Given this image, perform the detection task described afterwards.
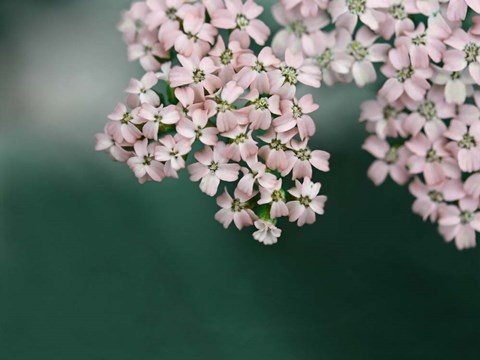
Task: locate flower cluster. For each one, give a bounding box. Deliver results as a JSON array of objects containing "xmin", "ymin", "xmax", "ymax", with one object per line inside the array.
[
  {"xmin": 274, "ymin": 0, "xmax": 480, "ymax": 250},
  {"xmin": 96, "ymin": 0, "xmax": 330, "ymax": 245}
]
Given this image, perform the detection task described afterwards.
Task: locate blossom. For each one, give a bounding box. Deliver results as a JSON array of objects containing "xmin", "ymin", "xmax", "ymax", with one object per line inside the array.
[
  {"xmin": 287, "ymin": 178, "xmax": 327, "ymax": 226},
  {"xmin": 126, "ymin": 72, "xmax": 160, "ymax": 107},
  {"xmin": 444, "ymin": 120, "xmax": 480, "ymax": 172},
  {"xmin": 138, "ymin": 103, "xmax": 179, "ymax": 140},
  {"xmin": 128, "ymin": 30, "xmax": 168, "ymax": 71},
  {"xmin": 154, "ymin": 135, "xmax": 191, "ymax": 177},
  {"xmin": 176, "ymin": 109, "xmax": 218, "ymax": 145},
  {"xmin": 258, "ymin": 129, "xmax": 296, "ymax": 172},
  {"xmin": 328, "ymin": 0, "xmax": 386, "ymax": 33},
  {"xmin": 253, "ymin": 220, "xmax": 282, "ymax": 245},
  {"xmin": 237, "ymin": 159, "xmax": 278, "ymax": 196},
  {"xmin": 169, "ymin": 54, "xmax": 220, "ymax": 94},
  {"xmin": 443, "ymin": 28, "xmax": 480, "ymax": 84},
  {"xmin": 211, "ymin": 0, "xmax": 270, "ymax": 45},
  {"xmin": 363, "ymin": 135, "xmax": 410, "ymax": 186},
  {"xmin": 127, "ymin": 139, "xmax": 165, "ymax": 183},
  {"xmin": 95, "ymin": 125, "xmax": 132, "ymax": 162},
  {"xmin": 107, "ymin": 103, "xmax": 142, "ymax": 144},
  {"xmin": 258, "ymin": 180, "xmax": 289, "ymax": 219},
  {"xmin": 188, "ymin": 143, "xmax": 241, "ymax": 196},
  {"xmin": 438, "ymin": 198, "xmax": 480, "ymax": 250},
  {"xmin": 284, "ymin": 139, "xmax": 330, "ymax": 179},
  {"xmin": 214, "ymin": 187, "xmax": 257, "ymax": 229},
  {"xmin": 173, "ymin": 13, "xmax": 217, "ymax": 57},
  {"xmin": 243, "ymin": 89, "xmax": 281, "ymax": 130},
  {"xmin": 274, "ymin": 94, "xmax": 319, "ymax": 140}
]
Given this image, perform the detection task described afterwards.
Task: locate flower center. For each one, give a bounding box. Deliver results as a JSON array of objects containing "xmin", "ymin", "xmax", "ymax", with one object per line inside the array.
[
  {"xmin": 154, "ymin": 114, "xmax": 163, "ymax": 123},
  {"xmin": 143, "ymin": 45, "xmax": 152, "ymax": 54},
  {"xmin": 208, "ymin": 161, "xmax": 219, "ymax": 172},
  {"xmin": 316, "ymin": 49, "xmax": 333, "ymax": 69},
  {"xmin": 288, "ymin": 21, "xmax": 307, "ymax": 37},
  {"xmin": 464, "ymin": 42, "xmax": 479, "ymax": 63},
  {"xmin": 460, "ymin": 211, "xmax": 473, "ymax": 224},
  {"xmin": 231, "ymin": 198, "xmax": 244, "ymax": 212},
  {"xmin": 272, "ymin": 189, "xmax": 285, "ymax": 202},
  {"xmin": 389, "ymin": 4, "xmax": 407, "ymax": 20},
  {"xmin": 418, "ymin": 100, "xmax": 437, "ymax": 121},
  {"xmin": 255, "ymin": 97, "xmax": 269, "ymax": 110},
  {"xmin": 296, "ymin": 148, "xmax": 311, "ymax": 161},
  {"xmin": 292, "ymin": 104, "xmax": 303, "ymax": 119},
  {"xmin": 383, "ymin": 105, "xmax": 397, "ymax": 120},
  {"xmin": 458, "ymin": 133, "xmax": 477, "ymax": 149},
  {"xmin": 299, "ymin": 196, "xmax": 312, "ymax": 207},
  {"xmin": 169, "ymin": 150, "xmax": 179, "ymax": 158},
  {"xmin": 348, "ymin": 41, "xmax": 369, "ymax": 61},
  {"xmin": 426, "ymin": 149, "xmax": 441, "ymax": 163},
  {"xmin": 347, "ymin": 0, "xmax": 366, "ymax": 15},
  {"xmin": 186, "ymin": 32, "xmax": 198, "ymax": 41},
  {"xmin": 121, "ymin": 112, "xmax": 133, "ymax": 124},
  {"xmin": 252, "ymin": 60, "xmax": 266, "ymax": 73},
  {"xmin": 281, "ymin": 65, "xmax": 298, "ymax": 85},
  {"xmin": 270, "ymin": 139, "xmax": 286, "ymax": 151},
  {"xmin": 236, "ymin": 14, "xmax": 249, "ymax": 29},
  {"xmin": 143, "ymin": 155, "xmax": 154, "ymax": 165},
  {"xmin": 233, "ymin": 133, "xmax": 247, "ymax": 144},
  {"xmin": 216, "ymin": 97, "xmax": 233, "ymax": 113},
  {"xmin": 220, "ymin": 48, "xmax": 234, "ymax": 65},
  {"xmin": 385, "ymin": 147, "xmax": 399, "ymax": 164},
  {"xmin": 166, "ymin": 7, "xmax": 177, "ymax": 20},
  {"xmin": 428, "ymin": 190, "xmax": 444, "ymax": 203},
  {"xmin": 194, "ymin": 126, "xmax": 203, "ymax": 138},
  {"xmin": 192, "ymin": 68, "xmax": 206, "ymax": 83},
  {"xmin": 396, "ymin": 66, "xmax": 414, "ymax": 82},
  {"xmin": 450, "ymin": 71, "xmax": 460, "ymax": 80},
  {"xmin": 412, "ymin": 33, "xmax": 427, "ymax": 46}
]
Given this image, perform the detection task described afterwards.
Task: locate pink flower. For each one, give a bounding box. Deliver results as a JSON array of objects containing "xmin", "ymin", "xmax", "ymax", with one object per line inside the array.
[
  {"xmin": 443, "ymin": 28, "xmax": 480, "ymax": 84},
  {"xmin": 154, "ymin": 135, "xmax": 191, "ymax": 177},
  {"xmin": 211, "ymin": 0, "xmax": 271, "ymax": 45},
  {"xmin": 205, "ymin": 81, "xmax": 247, "ymax": 132},
  {"xmin": 444, "ymin": 120, "xmax": 480, "ymax": 172},
  {"xmin": 214, "ymin": 187, "xmax": 257, "ymax": 229},
  {"xmin": 409, "ymin": 177, "xmax": 465, "ymax": 221},
  {"xmin": 360, "ymin": 98, "xmax": 405, "ymax": 139},
  {"xmin": 145, "ymin": 0, "xmax": 185, "ymax": 30},
  {"xmin": 258, "ymin": 180, "xmax": 289, "ymax": 219},
  {"xmin": 128, "ymin": 30, "xmax": 168, "ymax": 71},
  {"xmin": 107, "ymin": 103, "xmax": 142, "ymax": 144},
  {"xmin": 222, "ymin": 126, "xmax": 258, "ymax": 162},
  {"xmin": 347, "ymin": 26, "xmax": 390, "ymax": 87},
  {"xmin": 328, "ymin": 0, "xmax": 386, "ymax": 33},
  {"xmin": 363, "ymin": 135, "xmax": 410, "ymax": 186},
  {"xmin": 126, "ymin": 72, "xmax": 160, "ymax": 108},
  {"xmin": 243, "ymin": 89, "xmax": 281, "ymax": 130},
  {"xmin": 287, "ymin": 178, "xmax": 327, "ymax": 226},
  {"xmin": 127, "ymin": 139, "xmax": 165, "ymax": 183},
  {"xmin": 275, "ymin": 49, "xmax": 321, "ymax": 88},
  {"xmin": 139, "ymin": 103, "xmax": 180, "ymax": 140},
  {"xmin": 401, "ymin": 86, "xmax": 454, "ymax": 138},
  {"xmin": 281, "ymin": 0, "xmax": 327, "ymax": 17},
  {"xmin": 274, "ymin": 94, "xmax": 319, "ymax": 140},
  {"xmin": 169, "ymin": 55, "xmax": 220, "ymax": 94},
  {"xmin": 465, "ymin": 173, "xmax": 480, "ymax": 199},
  {"xmin": 118, "ymin": 2, "xmax": 149, "ymax": 44},
  {"xmin": 379, "ymin": 45, "xmax": 432, "ymax": 102},
  {"xmin": 258, "ymin": 129, "xmax": 296, "ymax": 172},
  {"xmin": 431, "ymin": 65, "xmax": 475, "ymax": 105},
  {"xmin": 95, "ymin": 125, "xmax": 132, "ymax": 162},
  {"xmin": 438, "ymin": 198, "xmax": 480, "ymax": 250},
  {"xmin": 234, "ymin": 47, "xmax": 281, "ymax": 89},
  {"xmin": 284, "ymin": 139, "xmax": 331, "ymax": 179},
  {"xmin": 173, "ymin": 13, "xmax": 217, "ymax": 57},
  {"xmin": 237, "ymin": 159, "xmax": 278, "ymax": 196},
  {"xmin": 188, "ymin": 143, "xmax": 241, "ymax": 196},
  {"xmin": 253, "ymin": 220, "xmax": 282, "ymax": 245},
  {"xmin": 406, "ymin": 133, "xmax": 461, "ymax": 186},
  {"xmin": 176, "ymin": 109, "xmax": 218, "ymax": 145},
  {"xmin": 209, "ymin": 34, "xmax": 251, "ymax": 83}
]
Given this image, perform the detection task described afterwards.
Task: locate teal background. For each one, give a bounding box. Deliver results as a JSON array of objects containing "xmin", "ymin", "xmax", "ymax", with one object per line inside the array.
[{"xmin": 1, "ymin": 1, "xmax": 480, "ymax": 359}]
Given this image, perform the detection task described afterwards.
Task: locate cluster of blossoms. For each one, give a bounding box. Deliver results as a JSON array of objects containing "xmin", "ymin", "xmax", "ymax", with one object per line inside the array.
[
  {"xmin": 273, "ymin": 0, "xmax": 480, "ymax": 250},
  {"xmin": 96, "ymin": 0, "xmax": 331, "ymax": 245}
]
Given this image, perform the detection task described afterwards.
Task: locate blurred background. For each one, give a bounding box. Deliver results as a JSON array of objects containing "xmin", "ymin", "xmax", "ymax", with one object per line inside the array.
[{"xmin": 1, "ymin": 1, "xmax": 479, "ymax": 359}]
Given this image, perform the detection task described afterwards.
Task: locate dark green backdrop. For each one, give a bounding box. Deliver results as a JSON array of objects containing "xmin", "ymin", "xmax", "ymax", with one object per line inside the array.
[{"xmin": 1, "ymin": 1, "xmax": 479, "ymax": 359}]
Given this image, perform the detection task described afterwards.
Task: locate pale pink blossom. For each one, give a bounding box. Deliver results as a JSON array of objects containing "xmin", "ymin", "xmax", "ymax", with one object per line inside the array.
[
  {"xmin": 242, "ymin": 89, "xmax": 281, "ymax": 130},
  {"xmin": 155, "ymin": 135, "xmax": 191, "ymax": 177},
  {"xmin": 214, "ymin": 187, "xmax": 257, "ymax": 229},
  {"xmin": 360, "ymin": 98, "xmax": 405, "ymax": 139},
  {"xmin": 128, "ymin": 30, "xmax": 168, "ymax": 71},
  {"xmin": 237, "ymin": 159, "xmax": 278, "ymax": 196},
  {"xmin": 438, "ymin": 197, "xmax": 480, "ymax": 250},
  {"xmin": 444, "ymin": 120, "xmax": 480, "ymax": 172},
  {"xmin": 222, "ymin": 126, "xmax": 258, "ymax": 162},
  {"xmin": 363, "ymin": 136, "xmax": 410, "ymax": 185},
  {"xmin": 258, "ymin": 180, "xmax": 289, "ymax": 219},
  {"xmin": 139, "ymin": 103, "xmax": 180, "ymax": 140},
  {"xmin": 274, "ymin": 94, "xmax": 319, "ymax": 140},
  {"xmin": 234, "ymin": 47, "xmax": 281, "ymax": 89},
  {"xmin": 284, "ymin": 140, "xmax": 330, "ymax": 179},
  {"xmin": 287, "ymin": 178, "xmax": 327, "ymax": 226},
  {"xmin": 253, "ymin": 220, "xmax": 282, "ymax": 245},
  {"xmin": 118, "ymin": 2, "xmax": 149, "ymax": 44},
  {"xmin": 169, "ymin": 55, "xmax": 220, "ymax": 94},
  {"xmin": 211, "ymin": 0, "xmax": 271, "ymax": 45},
  {"xmin": 431, "ymin": 65, "xmax": 475, "ymax": 104},
  {"xmin": 107, "ymin": 103, "xmax": 142, "ymax": 144},
  {"xmin": 328, "ymin": 0, "xmax": 386, "ymax": 33},
  {"xmin": 126, "ymin": 72, "xmax": 159, "ymax": 108},
  {"xmin": 443, "ymin": 28, "xmax": 480, "ymax": 84},
  {"xmin": 447, "ymin": 0, "xmax": 480, "ymax": 21},
  {"xmin": 173, "ymin": 13, "xmax": 217, "ymax": 57},
  {"xmin": 258, "ymin": 129, "xmax": 296, "ymax": 172},
  {"xmin": 209, "ymin": 34, "xmax": 251, "ymax": 83},
  {"xmin": 95, "ymin": 125, "xmax": 132, "ymax": 162},
  {"xmin": 127, "ymin": 139, "xmax": 165, "ymax": 183},
  {"xmin": 188, "ymin": 143, "xmax": 241, "ymax": 196},
  {"xmin": 176, "ymin": 109, "xmax": 218, "ymax": 145}
]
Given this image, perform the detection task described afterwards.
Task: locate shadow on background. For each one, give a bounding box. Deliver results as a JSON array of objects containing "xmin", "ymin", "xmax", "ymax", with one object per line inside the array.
[{"xmin": 1, "ymin": 1, "xmax": 479, "ymax": 359}]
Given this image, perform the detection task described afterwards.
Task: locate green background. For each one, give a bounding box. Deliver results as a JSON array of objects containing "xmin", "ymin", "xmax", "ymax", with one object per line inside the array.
[{"xmin": 1, "ymin": 1, "xmax": 479, "ymax": 359}]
